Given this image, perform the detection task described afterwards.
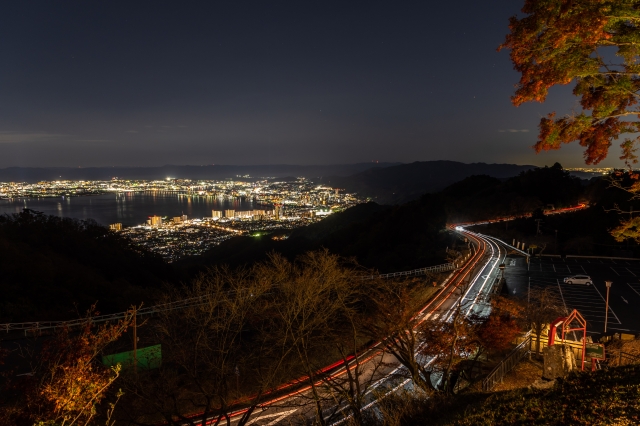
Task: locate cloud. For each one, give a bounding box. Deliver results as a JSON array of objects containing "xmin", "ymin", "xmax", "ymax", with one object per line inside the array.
[
  {"xmin": 0, "ymin": 131, "xmax": 67, "ymax": 144},
  {"xmin": 498, "ymin": 129, "xmax": 530, "ymax": 133},
  {"xmin": 126, "ymin": 130, "xmax": 139, "ymax": 133},
  {"xmin": 74, "ymin": 139, "xmax": 112, "ymax": 142}
]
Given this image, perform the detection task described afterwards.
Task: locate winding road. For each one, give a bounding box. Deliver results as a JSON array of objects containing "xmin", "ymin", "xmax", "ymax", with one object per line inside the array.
[{"xmin": 202, "ymin": 227, "xmax": 512, "ymax": 426}]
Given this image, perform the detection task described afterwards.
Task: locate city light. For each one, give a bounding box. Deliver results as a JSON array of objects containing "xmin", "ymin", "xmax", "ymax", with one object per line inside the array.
[{"xmin": 0, "ymin": 177, "xmax": 365, "ymax": 262}]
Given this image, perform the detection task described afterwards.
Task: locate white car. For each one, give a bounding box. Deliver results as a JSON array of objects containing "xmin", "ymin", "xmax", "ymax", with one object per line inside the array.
[{"xmin": 563, "ymin": 275, "xmax": 592, "ymax": 285}]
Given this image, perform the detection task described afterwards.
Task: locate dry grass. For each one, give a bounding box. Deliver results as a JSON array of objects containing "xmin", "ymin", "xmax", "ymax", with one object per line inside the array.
[{"xmin": 490, "ymin": 358, "xmax": 543, "ymax": 391}]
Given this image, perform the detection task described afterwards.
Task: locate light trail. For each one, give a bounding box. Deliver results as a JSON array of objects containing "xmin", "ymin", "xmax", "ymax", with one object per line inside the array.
[
  {"xmin": 198, "ymin": 229, "xmax": 492, "ymax": 426},
  {"xmin": 174, "ymin": 205, "xmax": 586, "ymax": 425}
]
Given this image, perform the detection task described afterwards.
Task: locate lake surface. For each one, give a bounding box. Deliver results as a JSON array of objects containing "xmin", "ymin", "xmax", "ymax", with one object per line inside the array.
[{"xmin": 0, "ymin": 192, "xmax": 258, "ymax": 226}]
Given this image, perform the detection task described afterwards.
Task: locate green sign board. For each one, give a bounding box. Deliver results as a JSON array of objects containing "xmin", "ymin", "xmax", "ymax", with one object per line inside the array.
[
  {"xmin": 585, "ymin": 343, "xmax": 605, "ymax": 360},
  {"xmin": 102, "ymin": 344, "xmax": 162, "ymax": 370}
]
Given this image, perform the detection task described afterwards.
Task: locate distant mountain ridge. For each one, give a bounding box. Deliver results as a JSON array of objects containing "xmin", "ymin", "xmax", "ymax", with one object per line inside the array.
[
  {"xmin": 0, "ymin": 163, "xmax": 401, "ymax": 183},
  {"xmin": 319, "ymin": 160, "xmax": 537, "ymax": 204}
]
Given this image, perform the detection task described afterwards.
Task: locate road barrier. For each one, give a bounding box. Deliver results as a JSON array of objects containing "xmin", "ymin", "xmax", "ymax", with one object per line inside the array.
[
  {"xmin": 363, "ymin": 262, "xmax": 456, "ymax": 280},
  {"xmin": 0, "ymin": 294, "xmax": 215, "ymax": 334},
  {"xmin": 3, "ymin": 262, "xmax": 458, "ymax": 334}
]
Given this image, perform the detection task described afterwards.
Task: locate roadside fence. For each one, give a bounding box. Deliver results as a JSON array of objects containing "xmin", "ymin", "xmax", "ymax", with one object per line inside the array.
[
  {"xmin": 4, "ymin": 262, "xmax": 459, "ymax": 334},
  {"xmin": 363, "ymin": 262, "xmax": 456, "ymax": 280}
]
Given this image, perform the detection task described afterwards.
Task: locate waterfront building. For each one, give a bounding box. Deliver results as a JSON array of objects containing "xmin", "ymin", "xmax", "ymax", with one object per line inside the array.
[
  {"xmin": 109, "ymin": 223, "xmax": 122, "ymax": 231},
  {"xmin": 150, "ymin": 215, "xmax": 163, "ymax": 227}
]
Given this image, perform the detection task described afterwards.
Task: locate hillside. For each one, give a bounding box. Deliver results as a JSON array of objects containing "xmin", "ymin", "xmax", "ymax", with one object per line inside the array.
[
  {"xmin": 446, "ymin": 364, "xmax": 640, "ymax": 425},
  {"xmin": 0, "ymin": 210, "xmax": 173, "ymax": 322},
  {"xmin": 176, "ymin": 195, "xmax": 452, "ymax": 275},
  {"xmin": 373, "ymin": 364, "xmax": 640, "ymax": 425},
  {"xmin": 440, "ymin": 163, "xmax": 585, "ymax": 223},
  {"xmin": 0, "ymin": 163, "xmax": 612, "ymax": 321},
  {"xmin": 319, "ymin": 161, "xmax": 536, "ymax": 204},
  {"xmin": 178, "ymin": 163, "xmax": 591, "ymax": 275},
  {"xmin": 470, "ymin": 168, "xmax": 640, "ymax": 257}
]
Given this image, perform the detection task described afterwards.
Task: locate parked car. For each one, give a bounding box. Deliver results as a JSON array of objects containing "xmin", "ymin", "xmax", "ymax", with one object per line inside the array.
[{"xmin": 563, "ymin": 275, "xmax": 592, "ymax": 285}]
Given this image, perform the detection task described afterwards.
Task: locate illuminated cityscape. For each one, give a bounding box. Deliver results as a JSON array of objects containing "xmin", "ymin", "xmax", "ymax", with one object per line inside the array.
[
  {"xmin": 564, "ymin": 167, "xmax": 616, "ymax": 175},
  {"xmin": 0, "ymin": 177, "xmax": 365, "ymax": 261}
]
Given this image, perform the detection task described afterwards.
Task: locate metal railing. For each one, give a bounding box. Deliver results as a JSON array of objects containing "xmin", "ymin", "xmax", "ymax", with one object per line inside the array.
[
  {"xmin": 2, "ymin": 262, "xmax": 459, "ymax": 334},
  {"xmin": 0, "ymin": 294, "xmax": 215, "ymax": 334},
  {"xmin": 607, "ymin": 350, "xmax": 640, "ymax": 366},
  {"xmin": 363, "ymin": 262, "xmax": 456, "ymax": 280},
  {"xmin": 482, "ymin": 332, "xmax": 531, "ymax": 391}
]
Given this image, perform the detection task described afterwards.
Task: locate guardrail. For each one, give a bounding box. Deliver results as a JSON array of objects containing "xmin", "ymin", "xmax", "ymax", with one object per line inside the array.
[
  {"xmin": 0, "ymin": 294, "xmax": 215, "ymax": 334},
  {"xmin": 363, "ymin": 262, "xmax": 456, "ymax": 280},
  {"xmin": 482, "ymin": 332, "xmax": 531, "ymax": 391},
  {"xmin": 3, "ymin": 262, "xmax": 459, "ymax": 334}
]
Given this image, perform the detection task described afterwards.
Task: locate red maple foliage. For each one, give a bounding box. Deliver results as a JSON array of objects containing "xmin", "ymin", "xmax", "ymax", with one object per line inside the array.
[
  {"xmin": 1, "ymin": 308, "xmax": 131, "ymax": 426},
  {"xmin": 501, "ymin": 0, "xmax": 640, "ymax": 165}
]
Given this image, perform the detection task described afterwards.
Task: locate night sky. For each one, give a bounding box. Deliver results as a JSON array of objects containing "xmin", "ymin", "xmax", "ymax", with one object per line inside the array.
[{"xmin": 0, "ymin": 1, "xmax": 622, "ymax": 168}]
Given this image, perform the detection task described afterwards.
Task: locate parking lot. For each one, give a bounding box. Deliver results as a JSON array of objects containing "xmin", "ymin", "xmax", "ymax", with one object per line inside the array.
[{"xmin": 508, "ymin": 256, "xmax": 640, "ymax": 336}]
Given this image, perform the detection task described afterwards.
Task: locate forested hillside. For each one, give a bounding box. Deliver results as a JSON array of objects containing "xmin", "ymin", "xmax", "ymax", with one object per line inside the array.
[{"xmin": 0, "ymin": 210, "xmax": 172, "ymax": 322}]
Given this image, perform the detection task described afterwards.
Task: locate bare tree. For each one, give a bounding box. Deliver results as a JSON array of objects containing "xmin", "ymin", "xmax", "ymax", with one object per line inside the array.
[
  {"xmin": 267, "ymin": 250, "xmax": 368, "ymax": 426},
  {"xmin": 525, "ymin": 286, "xmax": 565, "ymax": 355},
  {"xmin": 367, "ymin": 279, "xmax": 494, "ymax": 395},
  {"xmin": 316, "ymin": 298, "xmax": 391, "ymax": 426},
  {"xmin": 415, "ymin": 289, "xmax": 480, "ymax": 394},
  {"xmin": 120, "ymin": 265, "xmax": 288, "ymax": 426},
  {"xmin": 364, "ymin": 280, "xmax": 437, "ymax": 395}
]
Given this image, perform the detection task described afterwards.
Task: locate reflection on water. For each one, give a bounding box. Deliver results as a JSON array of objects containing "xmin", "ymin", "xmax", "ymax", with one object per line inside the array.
[{"xmin": 0, "ymin": 191, "xmax": 258, "ymax": 226}]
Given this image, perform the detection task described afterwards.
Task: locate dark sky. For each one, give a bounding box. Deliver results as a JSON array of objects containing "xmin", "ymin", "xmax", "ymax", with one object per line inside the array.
[{"xmin": 0, "ymin": 1, "xmax": 622, "ymax": 168}]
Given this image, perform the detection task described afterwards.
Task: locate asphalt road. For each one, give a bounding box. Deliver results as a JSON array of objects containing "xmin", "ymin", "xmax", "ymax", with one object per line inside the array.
[{"xmin": 219, "ymin": 229, "xmax": 508, "ymax": 426}]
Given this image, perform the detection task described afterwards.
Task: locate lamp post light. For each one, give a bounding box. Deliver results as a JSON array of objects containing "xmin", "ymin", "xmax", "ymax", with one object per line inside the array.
[{"xmin": 604, "ymin": 281, "xmax": 613, "ymax": 334}]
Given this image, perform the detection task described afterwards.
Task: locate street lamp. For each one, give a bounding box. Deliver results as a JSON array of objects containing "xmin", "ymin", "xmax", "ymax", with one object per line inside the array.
[{"xmin": 604, "ymin": 281, "xmax": 613, "ymax": 333}]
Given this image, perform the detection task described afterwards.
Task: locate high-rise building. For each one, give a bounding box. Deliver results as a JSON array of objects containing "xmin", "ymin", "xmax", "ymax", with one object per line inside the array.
[
  {"xmin": 109, "ymin": 223, "xmax": 122, "ymax": 231},
  {"xmin": 181, "ymin": 214, "xmax": 188, "ymax": 222},
  {"xmin": 173, "ymin": 216, "xmax": 182, "ymax": 224},
  {"xmin": 212, "ymin": 210, "xmax": 223, "ymax": 219},
  {"xmin": 149, "ymin": 215, "xmax": 163, "ymax": 227},
  {"xmin": 224, "ymin": 209, "xmax": 236, "ymax": 218},
  {"xmin": 273, "ymin": 205, "xmax": 285, "ymax": 220}
]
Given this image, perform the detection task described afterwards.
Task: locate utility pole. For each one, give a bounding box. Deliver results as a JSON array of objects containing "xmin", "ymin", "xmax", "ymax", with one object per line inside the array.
[
  {"xmin": 133, "ymin": 305, "xmax": 138, "ymax": 373},
  {"xmin": 535, "ymin": 219, "xmax": 543, "ymax": 235},
  {"xmin": 604, "ymin": 281, "xmax": 613, "ymax": 334},
  {"xmin": 235, "ymin": 365, "xmax": 240, "ymax": 396}
]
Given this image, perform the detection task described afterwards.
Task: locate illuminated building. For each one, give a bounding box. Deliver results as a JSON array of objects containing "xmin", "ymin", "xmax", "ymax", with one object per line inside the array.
[
  {"xmin": 225, "ymin": 209, "xmax": 236, "ymax": 218},
  {"xmin": 212, "ymin": 210, "xmax": 223, "ymax": 219},
  {"xmin": 109, "ymin": 223, "xmax": 122, "ymax": 231},
  {"xmin": 173, "ymin": 217, "xmax": 182, "ymax": 224},
  {"xmin": 150, "ymin": 215, "xmax": 163, "ymax": 227}
]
